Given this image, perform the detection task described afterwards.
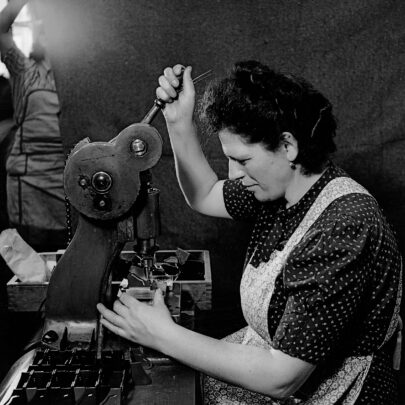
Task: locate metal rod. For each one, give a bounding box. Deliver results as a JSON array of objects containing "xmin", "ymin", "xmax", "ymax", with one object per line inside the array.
[
  {"xmin": 192, "ymin": 69, "xmax": 213, "ymax": 85},
  {"xmin": 141, "ymin": 69, "xmax": 213, "ymax": 124}
]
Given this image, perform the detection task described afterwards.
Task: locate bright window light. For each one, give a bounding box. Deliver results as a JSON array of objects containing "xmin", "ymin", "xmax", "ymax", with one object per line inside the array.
[{"xmin": 0, "ymin": 0, "xmax": 34, "ymax": 78}]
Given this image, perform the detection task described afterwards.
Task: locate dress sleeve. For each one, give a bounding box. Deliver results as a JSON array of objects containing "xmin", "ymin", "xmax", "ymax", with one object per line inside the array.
[
  {"xmin": 223, "ymin": 179, "xmax": 261, "ymax": 220},
  {"xmin": 2, "ymin": 44, "xmax": 33, "ymax": 76},
  {"xmin": 271, "ymin": 210, "xmax": 376, "ymax": 364}
]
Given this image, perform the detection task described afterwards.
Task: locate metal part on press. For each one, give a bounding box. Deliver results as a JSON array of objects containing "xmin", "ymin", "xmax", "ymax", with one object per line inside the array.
[
  {"xmin": 92, "ymin": 171, "xmax": 113, "ymax": 193},
  {"xmin": 131, "ymin": 139, "xmax": 147, "ymax": 156}
]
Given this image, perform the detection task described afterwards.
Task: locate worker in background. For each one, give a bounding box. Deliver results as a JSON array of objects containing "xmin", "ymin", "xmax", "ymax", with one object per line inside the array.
[{"xmin": 0, "ymin": 0, "xmax": 66, "ymax": 252}]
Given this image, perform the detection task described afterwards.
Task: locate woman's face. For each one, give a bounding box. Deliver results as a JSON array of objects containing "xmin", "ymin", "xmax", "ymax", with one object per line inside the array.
[{"xmin": 219, "ymin": 128, "xmax": 293, "ymax": 202}]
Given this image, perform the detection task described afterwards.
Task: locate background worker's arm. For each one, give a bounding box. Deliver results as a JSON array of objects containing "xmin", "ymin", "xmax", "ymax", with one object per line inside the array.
[
  {"xmin": 0, "ymin": 0, "xmax": 27, "ymax": 55},
  {"xmin": 156, "ymin": 65, "xmax": 231, "ymax": 219}
]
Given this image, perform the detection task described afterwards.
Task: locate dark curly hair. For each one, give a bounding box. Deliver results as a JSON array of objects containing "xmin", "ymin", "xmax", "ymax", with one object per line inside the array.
[{"xmin": 198, "ymin": 60, "xmax": 337, "ymax": 174}]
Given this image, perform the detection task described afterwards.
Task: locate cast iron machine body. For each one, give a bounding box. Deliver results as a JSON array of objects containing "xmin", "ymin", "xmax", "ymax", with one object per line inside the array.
[{"xmin": 44, "ymin": 121, "xmax": 163, "ymax": 348}]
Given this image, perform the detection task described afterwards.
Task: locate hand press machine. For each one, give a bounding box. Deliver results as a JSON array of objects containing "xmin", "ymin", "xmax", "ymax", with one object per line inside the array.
[{"xmin": 0, "ymin": 70, "xmax": 212, "ymax": 405}]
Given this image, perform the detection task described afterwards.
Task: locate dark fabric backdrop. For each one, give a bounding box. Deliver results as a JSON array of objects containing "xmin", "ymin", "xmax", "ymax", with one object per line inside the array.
[{"xmin": 34, "ymin": 0, "xmax": 405, "ymax": 332}]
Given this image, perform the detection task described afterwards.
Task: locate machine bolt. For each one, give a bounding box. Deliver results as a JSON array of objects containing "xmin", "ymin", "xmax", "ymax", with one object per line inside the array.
[
  {"xmin": 131, "ymin": 139, "xmax": 147, "ymax": 156},
  {"xmin": 98, "ymin": 200, "xmax": 106, "ymax": 208},
  {"xmin": 91, "ymin": 171, "xmax": 112, "ymax": 193}
]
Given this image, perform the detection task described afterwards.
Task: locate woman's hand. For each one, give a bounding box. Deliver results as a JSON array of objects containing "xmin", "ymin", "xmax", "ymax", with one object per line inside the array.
[
  {"xmin": 96, "ymin": 289, "xmax": 174, "ymax": 351},
  {"xmin": 156, "ymin": 64, "xmax": 195, "ymax": 127}
]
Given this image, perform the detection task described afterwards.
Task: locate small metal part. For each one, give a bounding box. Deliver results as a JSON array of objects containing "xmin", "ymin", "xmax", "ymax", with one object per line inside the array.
[
  {"xmin": 79, "ymin": 177, "xmax": 88, "ymax": 187},
  {"xmin": 42, "ymin": 330, "xmax": 59, "ymax": 344},
  {"xmin": 131, "ymin": 139, "xmax": 147, "ymax": 156},
  {"xmin": 91, "ymin": 171, "xmax": 112, "ymax": 193},
  {"xmin": 96, "ymin": 315, "xmax": 104, "ymax": 361},
  {"xmin": 93, "ymin": 194, "xmax": 112, "ymax": 211}
]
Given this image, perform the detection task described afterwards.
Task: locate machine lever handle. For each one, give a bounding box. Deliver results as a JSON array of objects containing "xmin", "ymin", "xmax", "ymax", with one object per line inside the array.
[{"xmin": 141, "ymin": 69, "xmax": 213, "ymax": 124}]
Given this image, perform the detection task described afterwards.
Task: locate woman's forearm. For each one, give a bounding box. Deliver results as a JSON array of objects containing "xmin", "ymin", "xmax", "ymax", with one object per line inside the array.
[
  {"xmin": 97, "ymin": 278, "xmax": 314, "ymax": 399},
  {"xmin": 0, "ymin": 0, "xmax": 27, "ymax": 33},
  {"xmin": 156, "ymin": 321, "xmax": 315, "ymax": 400},
  {"xmin": 167, "ymin": 121, "xmax": 219, "ymax": 212}
]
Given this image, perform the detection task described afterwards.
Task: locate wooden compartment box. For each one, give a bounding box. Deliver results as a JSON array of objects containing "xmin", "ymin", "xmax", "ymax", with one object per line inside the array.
[{"xmin": 7, "ymin": 250, "xmax": 211, "ymax": 312}]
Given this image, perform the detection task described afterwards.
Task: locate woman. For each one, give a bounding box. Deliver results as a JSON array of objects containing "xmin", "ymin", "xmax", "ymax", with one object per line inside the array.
[{"xmin": 97, "ymin": 61, "xmax": 402, "ymax": 404}]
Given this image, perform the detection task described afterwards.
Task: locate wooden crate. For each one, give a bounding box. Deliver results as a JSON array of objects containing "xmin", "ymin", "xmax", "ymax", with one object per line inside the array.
[
  {"xmin": 7, "ymin": 250, "xmax": 211, "ymax": 312},
  {"xmin": 6, "ymin": 251, "xmax": 62, "ymax": 312}
]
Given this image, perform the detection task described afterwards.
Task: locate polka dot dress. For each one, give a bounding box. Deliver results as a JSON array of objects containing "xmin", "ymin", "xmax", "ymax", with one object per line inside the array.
[{"xmin": 220, "ymin": 162, "xmax": 402, "ymax": 404}]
